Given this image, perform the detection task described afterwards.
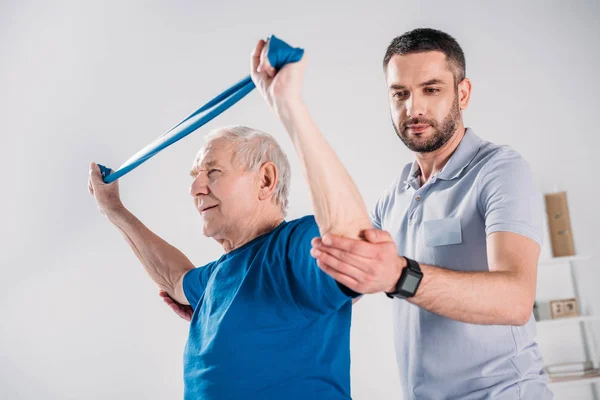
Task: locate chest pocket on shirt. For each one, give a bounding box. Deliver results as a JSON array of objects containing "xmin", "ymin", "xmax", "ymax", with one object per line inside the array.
[{"xmin": 423, "ymin": 217, "xmax": 462, "ymax": 247}]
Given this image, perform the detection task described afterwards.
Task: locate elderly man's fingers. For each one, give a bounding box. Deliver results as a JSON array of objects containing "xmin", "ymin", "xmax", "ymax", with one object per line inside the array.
[
  {"xmin": 251, "ymin": 39, "xmax": 266, "ymax": 74},
  {"xmin": 88, "ymin": 162, "xmax": 105, "ymax": 186},
  {"xmin": 258, "ymin": 39, "xmax": 276, "ymax": 78}
]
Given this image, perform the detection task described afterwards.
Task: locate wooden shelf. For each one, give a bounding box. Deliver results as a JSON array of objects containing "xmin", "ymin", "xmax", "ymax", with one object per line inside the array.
[
  {"xmin": 537, "ymin": 315, "xmax": 600, "ymax": 327},
  {"xmin": 548, "ymin": 373, "xmax": 600, "ymax": 388},
  {"xmin": 538, "ymin": 255, "xmax": 590, "ymax": 266}
]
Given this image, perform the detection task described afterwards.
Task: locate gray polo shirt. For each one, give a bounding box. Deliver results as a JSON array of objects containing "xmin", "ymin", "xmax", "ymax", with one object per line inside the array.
[{"xmin": 372, "ymin": 129, "xmax": 552, "ymax": 400}]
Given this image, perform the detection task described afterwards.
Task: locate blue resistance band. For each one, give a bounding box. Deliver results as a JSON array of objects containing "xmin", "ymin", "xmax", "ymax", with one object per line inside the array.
[{"xmin": 99, "ymin": 35, "xmax": 304, "ymax": 183}]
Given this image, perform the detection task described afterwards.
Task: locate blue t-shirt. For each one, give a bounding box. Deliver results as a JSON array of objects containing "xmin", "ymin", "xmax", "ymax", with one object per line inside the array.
[{"xmin": 182, "ymin": 215, "xmax": 356, "ymax": 400}]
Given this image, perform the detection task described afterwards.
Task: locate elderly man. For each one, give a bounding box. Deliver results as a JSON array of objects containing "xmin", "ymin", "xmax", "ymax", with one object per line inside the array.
[{"xmin": 89, "ymin": 109, "xmax": 370, "ymax": 400}]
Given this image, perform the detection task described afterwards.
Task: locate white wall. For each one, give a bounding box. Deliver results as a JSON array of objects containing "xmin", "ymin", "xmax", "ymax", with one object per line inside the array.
[{"xmin": 1, "ymin": 0, "xmax": 599, "ymax": 399}]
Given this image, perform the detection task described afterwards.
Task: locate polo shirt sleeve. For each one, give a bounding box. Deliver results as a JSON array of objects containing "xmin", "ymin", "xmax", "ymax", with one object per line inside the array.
[
  {"xmin": 371, "ymin": 199, "xmax": 383, "ymax": 230},
  {"xmin": 371, "ymin": 176, "xmax": 404, "ymax": 231},
  {"xmin": 182, "ymin": 261, "xmax": 217, "ymax": 310},
  {"xmin": 285, "ymin": 216, "xmax": 359, "ymax": 317},
  {"xmin": 478, "ymin": 148, "xmax": 544, "ymax": 246}
]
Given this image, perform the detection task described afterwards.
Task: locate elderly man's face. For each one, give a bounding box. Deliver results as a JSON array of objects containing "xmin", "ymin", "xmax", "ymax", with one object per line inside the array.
[{"xmin": 189, "ymin": 139, "xmax": 260, "ymax": 240}]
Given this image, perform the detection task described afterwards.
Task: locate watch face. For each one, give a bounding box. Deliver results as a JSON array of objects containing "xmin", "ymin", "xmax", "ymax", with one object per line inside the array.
[{"xmin": 401, "ymin": 272, "xmax": 420, "ymax": 293}]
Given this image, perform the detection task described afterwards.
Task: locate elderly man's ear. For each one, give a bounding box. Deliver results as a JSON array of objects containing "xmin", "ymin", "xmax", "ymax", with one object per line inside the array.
[{"xmin": 258, "ymin": 162, "xmax": 278, "ymax": 201}]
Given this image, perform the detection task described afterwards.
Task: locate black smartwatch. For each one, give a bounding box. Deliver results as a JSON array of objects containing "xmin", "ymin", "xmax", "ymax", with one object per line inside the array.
[{"xmin": 385, "ymin": 257, "xmax": 423, "ymax": 299}]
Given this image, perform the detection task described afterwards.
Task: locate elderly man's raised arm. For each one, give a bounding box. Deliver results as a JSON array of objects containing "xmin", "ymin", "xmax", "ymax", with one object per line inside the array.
[
  {"xmin": 250, "ymin": 40, "xmax": 371, "ymax": 240},
  {"xmin": 88, "ymin": 163, "xmax": 194, "ymax": 304}
]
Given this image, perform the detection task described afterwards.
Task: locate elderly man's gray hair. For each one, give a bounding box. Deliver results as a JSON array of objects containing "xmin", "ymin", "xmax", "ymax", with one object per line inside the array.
[{"xmin": 203, "ymin": 125, "xmax": 291, "ymax": 217}]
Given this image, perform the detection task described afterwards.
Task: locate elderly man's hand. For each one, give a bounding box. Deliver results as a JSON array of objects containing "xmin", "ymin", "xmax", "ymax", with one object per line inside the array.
[
  {"xmin": 159, "ymin": 290, "xmax": 193, "ymax": 322},
  {"xmin": 250, "ymin": 38, "xmax": 307, "ymax": 112},
  {"xmin": 310, "ymin": 229, "xmax": 406, "ymax": 294},
  {"xmin": 88, "ymin": 162, "xmax": 125, "ymax": 216}
]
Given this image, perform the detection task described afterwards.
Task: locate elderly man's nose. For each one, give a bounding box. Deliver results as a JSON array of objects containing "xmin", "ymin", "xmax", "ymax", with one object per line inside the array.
[{"xmin": 190, "ymin": 174, "xmax": 209, "ymax": 197}]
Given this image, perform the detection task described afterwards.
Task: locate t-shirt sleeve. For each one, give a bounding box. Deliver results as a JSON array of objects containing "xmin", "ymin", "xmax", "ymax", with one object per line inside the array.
[
  {"xmin": 478, "ymin": 148, "xmax": 544, "ymax": 246},
  {"xmin": 285, "ymin": 216, "xmax": 359, "ymax": 316},
  {"xmin": 182, "ymin": 262, "xmax": 216, "ymax": 310}
]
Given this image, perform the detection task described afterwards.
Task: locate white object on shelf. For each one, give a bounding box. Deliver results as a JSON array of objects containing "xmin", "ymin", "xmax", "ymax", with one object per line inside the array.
[
  {"xmin": 548, "ymin": 375, "xmax": 600, "ymax": 389},
  {"xmin": 547, "ymin": 361, "xmax": 595, "ymax": 374},
  {"xmin": 538, "ymin": 255, "xmax": 590, "ymax": 266},
  {"xmin": 537, "ymin": 315, "xmax": 600, "ymax": 327}
]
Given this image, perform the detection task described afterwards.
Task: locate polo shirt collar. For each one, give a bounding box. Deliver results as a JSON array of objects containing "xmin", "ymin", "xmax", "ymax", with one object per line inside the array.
[
  {"xmin": 403, "ymin": 128, "xmax": 482, "ymax": 189},
  {"xmin": 436, "ymin": 128, "xmax": 482, "ymax": 181}
]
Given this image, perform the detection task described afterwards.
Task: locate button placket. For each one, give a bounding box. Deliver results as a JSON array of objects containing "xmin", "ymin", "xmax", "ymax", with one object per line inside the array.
[{"xmin": 409, "ymin": 192, "xmax": 422, "ymax": 225}]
